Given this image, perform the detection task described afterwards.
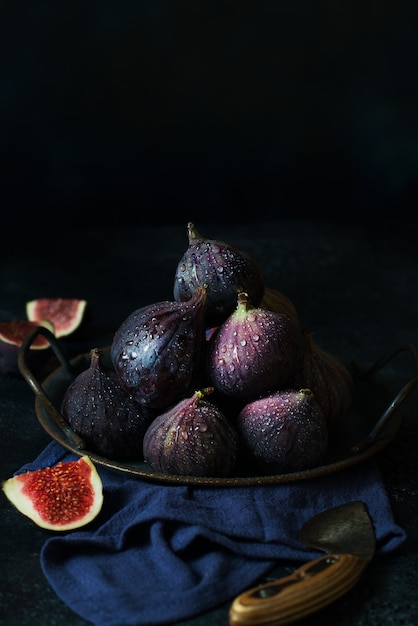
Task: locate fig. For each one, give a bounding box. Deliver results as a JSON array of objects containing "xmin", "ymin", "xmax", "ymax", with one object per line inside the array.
[
  {"xmin": 173, "ymin": 222, "xmax": 265, "ymax": 327},
  {"xmin": 143, "ymin": 387, "xmax": 239, "ymax": 477},
  {"xmin": 236, "ymin": 388, "xmax": 328, "ymax": 474},
  {"xmin": 0, "ymin": 319, "xmax": 54, "ymax": 375},
  {"xmin": 206, "ymin": 292, "xmax": 305, "ymax": 402},
  {"xmin": 61, "ymin": 348, "xmax": 154, "ymax": 460},
  {"xmin": 293, "ymin": 330, "xmax": 355, "ymax": 432},
  {"xmin": 26, "ymin": 297, "xmax": 88, "ymax": 338},
  {"xmin": 259, "ymin": 286, "xmax": 300, "ymax": 328},
  {"xmin": 111, "ymin": 286, "xmax": 207, "ymax": 410},
  {"xmin": 2, "ymin": 455, "xmax": 103, "ymax": 531}
]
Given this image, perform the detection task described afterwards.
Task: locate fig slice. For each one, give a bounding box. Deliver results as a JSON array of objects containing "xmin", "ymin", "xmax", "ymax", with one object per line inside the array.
[
  {"xmin": 2, "ymin": 455, "xmax": 103, "ymax": 531},
  {"xmin": 0, "ymin": 319, "xmax": 54, "ymax": 375},
  {"xmin": 26, "ymin": 297, "xmax": 87, "ymax": 338}
]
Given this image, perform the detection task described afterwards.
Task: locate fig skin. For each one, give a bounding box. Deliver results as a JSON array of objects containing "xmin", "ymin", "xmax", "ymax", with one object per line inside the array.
[
  {"xmin": 61, "ymin": 348, "xmax": 154, "ymax": 460},
  {"xmin": 236, "ymin": 388, "xmax": 328, "ymax": 474},
  {"xmin": 259, "ymin": 286, "xmax": 300, "ymax": 328},
  {"xmin": 173, "ymin": 222, "xmax": 265, "ymax": 327},
  {"xmin": 111, "ymin": 286, "xmax": 207, "ymax": 410},
  {"xmin": 0, "ymin": 319, "xmax": 54, "ymax": 376},
  {"xmin": 143, "ymin": 387, "xmax": 239, "ymax": 477},
  {"xmin": 294, "ymin": 330, "xmax": 355, "ymax": 432},
  {"xmin": 206, "ymin": 292, "xmax": 305, "ymax": 402}
]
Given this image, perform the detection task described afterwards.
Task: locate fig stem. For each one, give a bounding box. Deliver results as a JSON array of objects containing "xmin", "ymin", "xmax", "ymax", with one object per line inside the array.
[
  {"xmin": 187, "ymin": 222, "xmax": 202, "ymax": 243},
  {"xmin": 196, "ymin": 386, "xmax": 214, "ymax": 399}
]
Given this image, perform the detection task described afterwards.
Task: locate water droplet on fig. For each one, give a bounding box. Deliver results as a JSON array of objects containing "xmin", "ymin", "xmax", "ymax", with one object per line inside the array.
[
  {"xmin": 207, "ymin": 293, "xmax": 305, "ymax": 402},
  {"xmin": 173, "ymin": 223, "xmax": 265, "ymax": 327},
  {"xmin": 143, "ymin": 388, "xmax": 239, "ymax": 477},
  {"xmin": 61, "ymin": 348, "xmax": 154, "ymax": 460},
  {"xmin": 111, "ymin": 287, "xmax": 207, "ymax": 410},
  {"xmin": 236, "ymin": 388, "xmax": 328, "ymax": 474}
]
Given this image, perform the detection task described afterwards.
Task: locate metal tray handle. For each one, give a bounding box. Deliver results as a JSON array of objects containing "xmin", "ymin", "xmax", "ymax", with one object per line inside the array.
[
  {"xmin": 18, "ymin": 326, "xmax": 85, "ymax": 449},
  {"xmin": 351, "ymin": 342, "xmax": 418, "ymax": 452}
]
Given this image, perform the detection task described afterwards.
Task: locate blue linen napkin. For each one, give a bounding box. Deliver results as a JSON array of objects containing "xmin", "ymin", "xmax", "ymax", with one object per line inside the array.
[{"xmin": 17, "ymin": 441, "xmax": 406, "ymax": 626}]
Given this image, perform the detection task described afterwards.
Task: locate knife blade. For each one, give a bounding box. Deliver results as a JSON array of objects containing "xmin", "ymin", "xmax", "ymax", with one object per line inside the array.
[{"xmin": 229, "ymin": 500, "xmax": 375, "ymax": 626}]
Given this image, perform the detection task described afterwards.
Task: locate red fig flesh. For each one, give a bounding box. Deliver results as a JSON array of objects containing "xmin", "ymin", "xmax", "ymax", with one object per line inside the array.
[
  {"xmin": 2, "ymin": 455, "xmax": 103, "ymax": 531},
  {"xmin": 0, "ymin": 319, "xmax": 54, "ymax": 375},
  {"xmin": 26, "ymin": 297, "xmax": 87, "ymax": 338}
]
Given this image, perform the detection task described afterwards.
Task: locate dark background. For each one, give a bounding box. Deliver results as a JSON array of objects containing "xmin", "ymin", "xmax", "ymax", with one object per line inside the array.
[{"xmin": 3, "ymin": 0, "xmax": 418, "ymax": 229}]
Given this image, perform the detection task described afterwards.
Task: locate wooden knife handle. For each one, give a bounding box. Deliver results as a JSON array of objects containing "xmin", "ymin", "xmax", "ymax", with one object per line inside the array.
[{"xmin": 229, "ymin": 553, "xmax": 369, "ymax": 626}]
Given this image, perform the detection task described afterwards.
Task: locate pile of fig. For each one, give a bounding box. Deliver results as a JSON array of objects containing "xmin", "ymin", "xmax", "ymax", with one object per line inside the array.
[{"xmin": 60, "ymin": 222, "xmax": 355, "ymax": 478}]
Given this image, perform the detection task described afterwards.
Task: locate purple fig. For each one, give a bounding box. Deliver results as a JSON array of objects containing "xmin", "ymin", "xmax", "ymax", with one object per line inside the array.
[
  {"xmin": 143, "ymin": 387, "xmax": 239, "ymax": 477},
  {"xmin": 236, "ymin": 388, "xmax": 328, "ymax": 473},
  {"xmin": 259, "ymin": 286, "xmax": 300, "ymax": 328},
  {"xmin": 206, "ymin": 292, "xmax": 305, "ymax": 402},
  {"xmin": 111, "ymin": 286, "xmax": 207, "ymax": 410},
  {"xmin": 173, "ymin": 222, "xmax": 265, "ymax": 327},
  {"xmin": 0, "ymin": 319, "xmax": 54, "ymax": 376},
  {"xmin": 293, "ymin": 330, "xmax": 355, "ymax": 432},
  {"xmin": 61, "ymin": 348, "xmax": 154, "ymax": 460}
]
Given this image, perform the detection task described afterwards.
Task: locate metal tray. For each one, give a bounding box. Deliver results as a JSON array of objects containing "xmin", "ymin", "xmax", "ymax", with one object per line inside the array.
[{"xmin": 18, "ymin": 327, "xmax": 418, "ymax": 486}]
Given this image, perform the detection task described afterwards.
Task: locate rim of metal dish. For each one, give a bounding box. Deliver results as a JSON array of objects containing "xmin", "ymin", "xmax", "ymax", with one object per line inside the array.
[{"xmin": 18, "ymin": 327, "xmax": 418, "ymax": 487}]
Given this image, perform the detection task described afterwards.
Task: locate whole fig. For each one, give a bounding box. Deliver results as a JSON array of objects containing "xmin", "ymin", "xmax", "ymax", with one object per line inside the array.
[
  {"xmin": 61, "ymin": 348, "xmax": 154, "ymax": 460},
  {"xmin": 206, "ymin": 292, "xmax": 305, "ymax": 402},
  {"xmin": 173, "ymin": 222, "xmax": 265, "ymax": 327},
  {"xmin": 236, "ymin": 388, "xmax": 328, "ymax": 474},
  {"xmin": 143, "ymin": 387, "xmax": 239, "ymax": 477},
  {"xmin": 293, "ymin": 330, "xmax": 355, "ymax": 432},
  {"xmin": 111, "ymin": 286, "xmax": 207, "ymax": 410}
]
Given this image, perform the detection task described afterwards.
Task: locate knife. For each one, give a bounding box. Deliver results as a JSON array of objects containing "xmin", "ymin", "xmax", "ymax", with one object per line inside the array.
[{"xmin": 229, "ymin": 500, "xmax": 375, "ymax": 626}]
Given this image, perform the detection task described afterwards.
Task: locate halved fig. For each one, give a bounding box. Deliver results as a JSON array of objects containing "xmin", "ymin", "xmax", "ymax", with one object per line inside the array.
[
  {"xmin": 2, "ymin": 455, "xmax": 103, "ymax": 531},
  {"xmin": 26, "ymin": 297, "xmax": 87, "ymax": 338},
  {"xmin": 0, "ymin": 319, "xmax": 54, "ymax": 375}
]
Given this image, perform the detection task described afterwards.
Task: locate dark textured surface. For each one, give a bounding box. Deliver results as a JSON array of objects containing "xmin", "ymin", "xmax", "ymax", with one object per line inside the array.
[{"xmin": 1, "ymin": 219, "xmax": 417, "ymax": 625}]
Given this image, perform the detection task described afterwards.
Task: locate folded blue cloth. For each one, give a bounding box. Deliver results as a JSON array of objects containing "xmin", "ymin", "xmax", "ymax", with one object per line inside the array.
[{"xmin": 18, "ymin": 441, "xmax": 406, "ymax": 626}]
